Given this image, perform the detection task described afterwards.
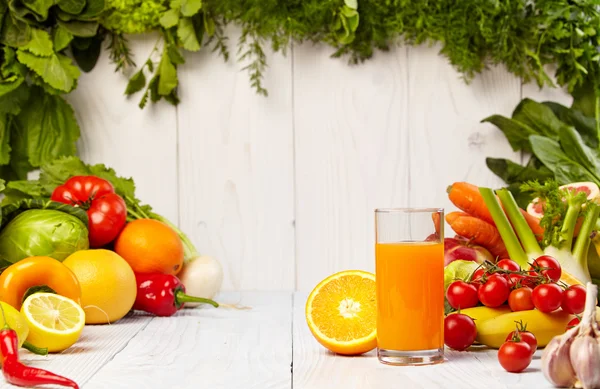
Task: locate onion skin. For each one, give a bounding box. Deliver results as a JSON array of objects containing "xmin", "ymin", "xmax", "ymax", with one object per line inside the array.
[{"xmin": 178, "ymin": 255, "xmax": 224, "ymax": 305}]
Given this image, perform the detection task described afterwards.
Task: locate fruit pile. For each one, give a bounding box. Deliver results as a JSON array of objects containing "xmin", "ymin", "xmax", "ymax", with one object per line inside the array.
[
  {"xmin": 445, "ymin": 255, "xmax": 587, "ymax": 372},
  {"xmin": 0, "ymin": 174, "xmax": 225, "ymax": 388}
]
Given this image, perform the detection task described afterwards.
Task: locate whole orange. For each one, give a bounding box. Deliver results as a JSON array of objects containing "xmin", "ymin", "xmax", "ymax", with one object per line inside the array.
[{"xmin": 114, "ymin": 219, "xmax": 184, "ymax": 275}]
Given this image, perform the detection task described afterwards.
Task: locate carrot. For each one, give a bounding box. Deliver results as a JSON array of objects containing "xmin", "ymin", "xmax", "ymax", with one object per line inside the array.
[
  {"xmin": 446, "ymin": 212, "xmax": 509, "ymax": 258},
  {"xmin": 448, "ymin": 182, "xmax": 545, "ymax": 241},
  {"xmin": 518, "ymin": 209, "xmax": 544, "ymax": 240},
  {"xmin": 432, "ymin": 212, "xmax": 441, "ymax": 236},
  {"xmin": 448, "ymin": 182, "xmax": 495, "ymax": 225}
]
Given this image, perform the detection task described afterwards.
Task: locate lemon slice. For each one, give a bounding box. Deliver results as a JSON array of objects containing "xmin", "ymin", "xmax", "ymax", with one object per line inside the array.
[{"xmin": 21, "ymin": 293, "xmax": 85, "ymax": 352}]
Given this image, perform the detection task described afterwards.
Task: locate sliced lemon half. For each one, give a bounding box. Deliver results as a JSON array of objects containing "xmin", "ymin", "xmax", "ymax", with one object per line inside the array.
[{"xmin": 21, "ymin": 293, "xmax": 85, "ymax": 353}]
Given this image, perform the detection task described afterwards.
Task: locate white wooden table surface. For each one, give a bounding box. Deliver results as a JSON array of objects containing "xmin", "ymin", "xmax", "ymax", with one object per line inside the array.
[{"xmin": 1, "ymin": 292, "xmax": 554, "ymax": 389}]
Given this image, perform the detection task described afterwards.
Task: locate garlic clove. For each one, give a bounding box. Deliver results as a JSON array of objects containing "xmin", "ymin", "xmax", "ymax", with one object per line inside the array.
[
  {"xmin": 570, "ymin": 336, "xmax": 600, "ymax": 389},
  {"xmin": 542, "ymin": 333, "xmax": 578, "ymax": 388}
]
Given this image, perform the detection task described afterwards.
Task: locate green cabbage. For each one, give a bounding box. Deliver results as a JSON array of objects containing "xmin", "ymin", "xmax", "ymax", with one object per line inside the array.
[{"xmin": 0, "ymin": 207, "xmax": 89, "ymax": 266}]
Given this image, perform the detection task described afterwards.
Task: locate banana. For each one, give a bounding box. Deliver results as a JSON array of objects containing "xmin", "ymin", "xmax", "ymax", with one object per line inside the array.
[
  {"xmin": 476, "ymin": 309, "xmax": 574, "ymax": 348},
  {"xmin": 449, "ymin": 305, "xmax": 512, "ymax": 323}
]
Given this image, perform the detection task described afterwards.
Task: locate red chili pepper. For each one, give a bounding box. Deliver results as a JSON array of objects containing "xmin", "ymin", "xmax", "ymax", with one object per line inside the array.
[
  {"xmin": 134, "ymin": 273, "xmax": 219, "ymax": 316},
  {"xmin": 0, "ymin": 305, "xmax": 79, "ymax": 388}
]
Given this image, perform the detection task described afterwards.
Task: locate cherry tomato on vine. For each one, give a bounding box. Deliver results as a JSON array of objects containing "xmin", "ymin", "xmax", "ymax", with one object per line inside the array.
[
  {"xmin": 561, "ymin": 284, "xmax": 586, "ymax": 315},
  {"xmin": 497, "ymin": 259, "xmax": 520, "ymax": 272},
  {"xmin": 51, "ymin": 176, "xmax": 127, "ymax": 248},
  {"xmin": 498, "ymin": 341, "xmax": 532, "ymax": 373},
  {"xmin": 446, "ymin": 281, "xmax": 479, "ymax": 310},
  {"xmin": 532, "ymin": 283, "xmax": 563, "ymax": 313},
  {"xmin": 530, "ymin": 255, "xmax": 562, "ymax": 282},
  {"xmin": 505, "ymin": 330, "xmax": 537, "ymax": 357},
  {"xmin": 444, "ymin": 313, "xmax": 476, "ymax": 351},
  {"xmin": 508, "ymin": 287, "xmax": 534, "ymax": 312},
  {"xmin": 478, "ymin": 274, "xmax": 510, "ymax": 307},
  {"xmin": 567, "ymin": 317, "xmax": 581, "ymax": 331}
]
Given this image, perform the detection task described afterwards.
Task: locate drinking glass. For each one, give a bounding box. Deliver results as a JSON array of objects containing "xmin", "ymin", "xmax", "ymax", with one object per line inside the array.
[{"xmin": 375, "ymin": 208, "xmax": 445, "ymax": 365}]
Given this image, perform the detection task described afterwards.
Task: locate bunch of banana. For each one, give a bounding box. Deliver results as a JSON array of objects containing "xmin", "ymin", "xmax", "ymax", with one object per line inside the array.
[{"xmin": 451, "ymin": 306, "xmax": 600, "ymax": 348}]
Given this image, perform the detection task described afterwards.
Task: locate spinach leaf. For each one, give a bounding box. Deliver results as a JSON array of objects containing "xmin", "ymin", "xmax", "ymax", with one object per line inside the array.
[
  {"xmin": 486, "ymin": 156, "xmax": 553, "ymax": 184},
  {"xmin": 0, "ymin": 115, "xmax": 11, "ymax": 165},
  {"xmin": 555, "ymin": 163, "xmax": 600, "ymax": 186},
  {"xmin": 78, "ymin": 0, "xmax": 105, "ymax": 20},
  {"xmin": 177, "ymin": 17, "xmax": 201, "ymax": 51},
  {"xmin": 57, "ymin": 20, "xmax": 99, "ymax": 37},
  {"xmin": 13, "ymin": 87, "xmax": 80, "ymax": 168},
  {"xmin": 9, "ymin": 0, "xmax": 53, "ymax": 22},
  {"xmin": 52, "ymin": 25, "xmax": 73, "ymax": 52},
  {"xmin": 481, "ymin": 114, "xmax": 538, "ymax": 152},
  {"xmin": 16, "ymin": 51, "xmax": 80, "ymax": 92},
  {"xmin": 57, "ymin": 0, "xmax": 86, "ymax": 15},
  {"xmin": 529, "ymin": 135, "xmax": 576, "ymax": 174},
  {"xmin": 0, "ymin": 15, "xmax": 31, "ymax": 47},
  {"xmin": 571, "ymin": 83, "xmax": 597, "ymax": 118},
  {"xmin": 558, "ymin": 126, "xmax": 600, "ymax": 182},
  {"xmin": 544, "ymin": 101, "xmax": 598, "ymax": 148},
  {"xmin": 157, "ymin": 49, "xmax": 177, "ymax": 96},
  {"xmin": 512, "ymin": 99, "xmax": 565, "ymax": 139},
  {"xmin": 20, "ymin": 28, "xmax": 53, "ymax": 56},
  {"xmin": 71, "ymin": 35, "xmax": 102, "ymax": 72}
]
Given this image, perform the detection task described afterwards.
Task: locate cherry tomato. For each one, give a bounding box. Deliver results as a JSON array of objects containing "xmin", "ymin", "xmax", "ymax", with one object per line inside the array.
[
  {"xmin": 478, "ymin": 274, "xmax": 510, "ymax": 308},
  {"xmin": 498, "ymin": 341, "xmax": 532, "ymax": 372},
  {"xmin": 505, "ymin": 331, "xmax": 537, "ymax": 357},
  {"xmin": 530, "ymin": 255, "xmax": 562, "ymax": 282},
  {"xmin": 567, "ymin": 317, "xmax": 580, "ymax": 331},
  {"xmin": 561, "ymin": 284, "xmax": 586, "ymax": 315},
  {"xmin": 444, "ymin": 313, "xmax": 476, "ymax": 351},
  {"xmin": 51, "ymin": 176, "xmax": 127, "ymax": 248},
  {"xmin": 446, "ymin": 281, "xmax": 479, "ymax": 310},
  {"xmin": 507, "ymin": 273, "xmax": 525, "ymax": 289},
  {"xmin": 497, "ymin": 259, "xmax": 520, "ymax": 272},
  {"xmin": 508, "ymin": 287, "xmax": 534, "ymax": 312},
  {"xmin": 532, "ymin": 283, "xmax": 563, "ymax": 313}
]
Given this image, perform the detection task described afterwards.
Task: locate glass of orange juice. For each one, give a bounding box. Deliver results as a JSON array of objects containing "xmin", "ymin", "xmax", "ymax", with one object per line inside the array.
[{"xmin": 375, "ymin": 208, "xmax": 444, "ymax": 366}]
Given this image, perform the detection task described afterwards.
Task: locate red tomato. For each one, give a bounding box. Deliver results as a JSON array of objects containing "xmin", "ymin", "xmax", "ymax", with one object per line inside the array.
[
  {"xmin": 507, "ymin": 273, "xmax": 525, "ymax": 289},
  {"xmin": 51, "ymin": 176, "xmax": 127, "ymax": 248},
  {"xmin": 561, "ymin": 285, "xmax": 586, "ymax": 315},
  {"xmin": 505, "ymin": 331, "xmax": 537, "ymax": 357},
  {"xmin": 567, "ymin": 317, "xmax": 580, "ymax": 331},
  {"xmin": 444, "ymin": 314, "xmax": 477, "ymax": 351},
  {"xmin": 498, "ymin": 341, "xmax": 532, "ymax": 372},
  {"xmin": 532, "ymin": 283, "xmax": 563, "ymax": 313},
  {"xmin": 497, "ymin": 259, "xmax": 520, "ymax": 272},
  {"xmin": 478, "ymin": 274, "xmax": 510, "ymax": 308},
  {"xmin": 530, "ymin": 255, "xmax": 562, "ymax": 282},
  {"xmin": 446, "ymin": 281, "xmax": 479, "ymax": 310},
  {"xmin": 508, "ymin": 287, "xmax": 534, "ymax": 312}
]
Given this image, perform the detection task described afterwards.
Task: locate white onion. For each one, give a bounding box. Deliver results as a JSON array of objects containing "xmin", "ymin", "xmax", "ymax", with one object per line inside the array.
[{"xmin": 178, "ymin": 255, "xmax": 224, "ymax": 306}]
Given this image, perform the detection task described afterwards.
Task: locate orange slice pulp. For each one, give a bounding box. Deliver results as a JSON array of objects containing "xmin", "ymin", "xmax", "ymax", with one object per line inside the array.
[{"xmin": 305, "ymin": 270, "xmax": 377, "ymax": 355}]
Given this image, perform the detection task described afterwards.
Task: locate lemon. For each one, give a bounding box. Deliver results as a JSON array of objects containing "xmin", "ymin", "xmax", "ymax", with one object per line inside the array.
[
  {"xmin": 63, "ymin": 249, "xmax": 137, "ymax": 324},
  {"xmin": 21, "ymin": 293, "xmax": 85, "ymax": 352},
  {"xmin": 0, "ymin": 302, "xmax": 29, "ymax": 347}
]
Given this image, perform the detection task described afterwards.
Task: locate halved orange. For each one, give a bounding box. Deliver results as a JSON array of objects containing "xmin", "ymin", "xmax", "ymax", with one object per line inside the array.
[{"xmin": 305, "ymin": 270, "xmax": 377, "ymax": 355}]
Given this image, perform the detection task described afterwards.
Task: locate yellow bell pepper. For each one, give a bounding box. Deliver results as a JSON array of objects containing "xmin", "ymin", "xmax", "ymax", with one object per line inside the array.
[{"xmin": 0, "ymin": 256, "xmax": 82, "ymax": 310}]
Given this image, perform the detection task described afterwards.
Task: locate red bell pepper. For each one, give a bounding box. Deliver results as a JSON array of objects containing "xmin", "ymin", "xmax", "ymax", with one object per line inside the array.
[{"xmin": 133, "ymin": 273, "xmax": 219, "ymax": 316}]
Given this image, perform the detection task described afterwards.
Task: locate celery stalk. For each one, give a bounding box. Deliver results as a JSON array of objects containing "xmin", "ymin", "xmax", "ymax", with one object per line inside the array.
[
  {"xmin": 573, "ymin": 202, "xmax": 600, "ymax": 263},
  {"xmin": 479, "ymin": 187, "xmax": 528, "ymax": 267},
  {"xmin": 557, "ymin": 195, "xmax": 586, "ymax": 251},
  {"xmin": 497, "ymin": 189, "xmax": 542, "ymax": 257}
]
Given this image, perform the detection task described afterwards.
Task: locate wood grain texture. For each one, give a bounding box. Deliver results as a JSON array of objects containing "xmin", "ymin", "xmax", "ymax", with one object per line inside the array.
[
  {"xmin": 176, "ymin": 28, "xmax": 295, "ymax": 291},
  {"xmin": 293, "ymin": 45, "xmax": 411, "ymax": 292},
  {"xmin": 0, "ymin": 315, "xmax": 152, "ymax": 389},
  {"xmin": 66, "ymin": 34, "xmax": 179, "ymax": 223},
  {"xmin": 85, "ymin": 292, "xmax": 292, "ymax": 389},
  {"xmin": 293, "ymin": 292, "xmax": 552, "ymax": 389},
  {"xmin": 406, "ymin": 46, "xmax": 522, "ymax": 216}
]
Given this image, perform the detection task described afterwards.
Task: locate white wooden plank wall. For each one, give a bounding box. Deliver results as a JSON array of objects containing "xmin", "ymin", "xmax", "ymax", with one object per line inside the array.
[{"xmin": 67, "ymin": 34, "xmax": 571, "ymax": 292}]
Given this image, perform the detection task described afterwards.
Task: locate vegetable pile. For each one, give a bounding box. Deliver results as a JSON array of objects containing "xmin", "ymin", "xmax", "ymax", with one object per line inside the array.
[
  {"xmin": 0, "ymin": 155, "xmax": 226, "ymax": 388},
  {"xmin": 2, "ymin": 0, "xmax": 600, "ymax": 181}
]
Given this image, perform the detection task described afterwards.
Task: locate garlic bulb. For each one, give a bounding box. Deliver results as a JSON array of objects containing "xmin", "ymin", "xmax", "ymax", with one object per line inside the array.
[{"xmin": 542, "ymin": 282, "xmax": 600, "ymax": 389}]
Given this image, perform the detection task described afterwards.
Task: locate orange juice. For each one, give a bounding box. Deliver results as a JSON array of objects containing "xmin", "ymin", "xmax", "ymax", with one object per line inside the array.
[{"xmin": 375, "ymin": 241, "xmax": 444, "ymax": 351}]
